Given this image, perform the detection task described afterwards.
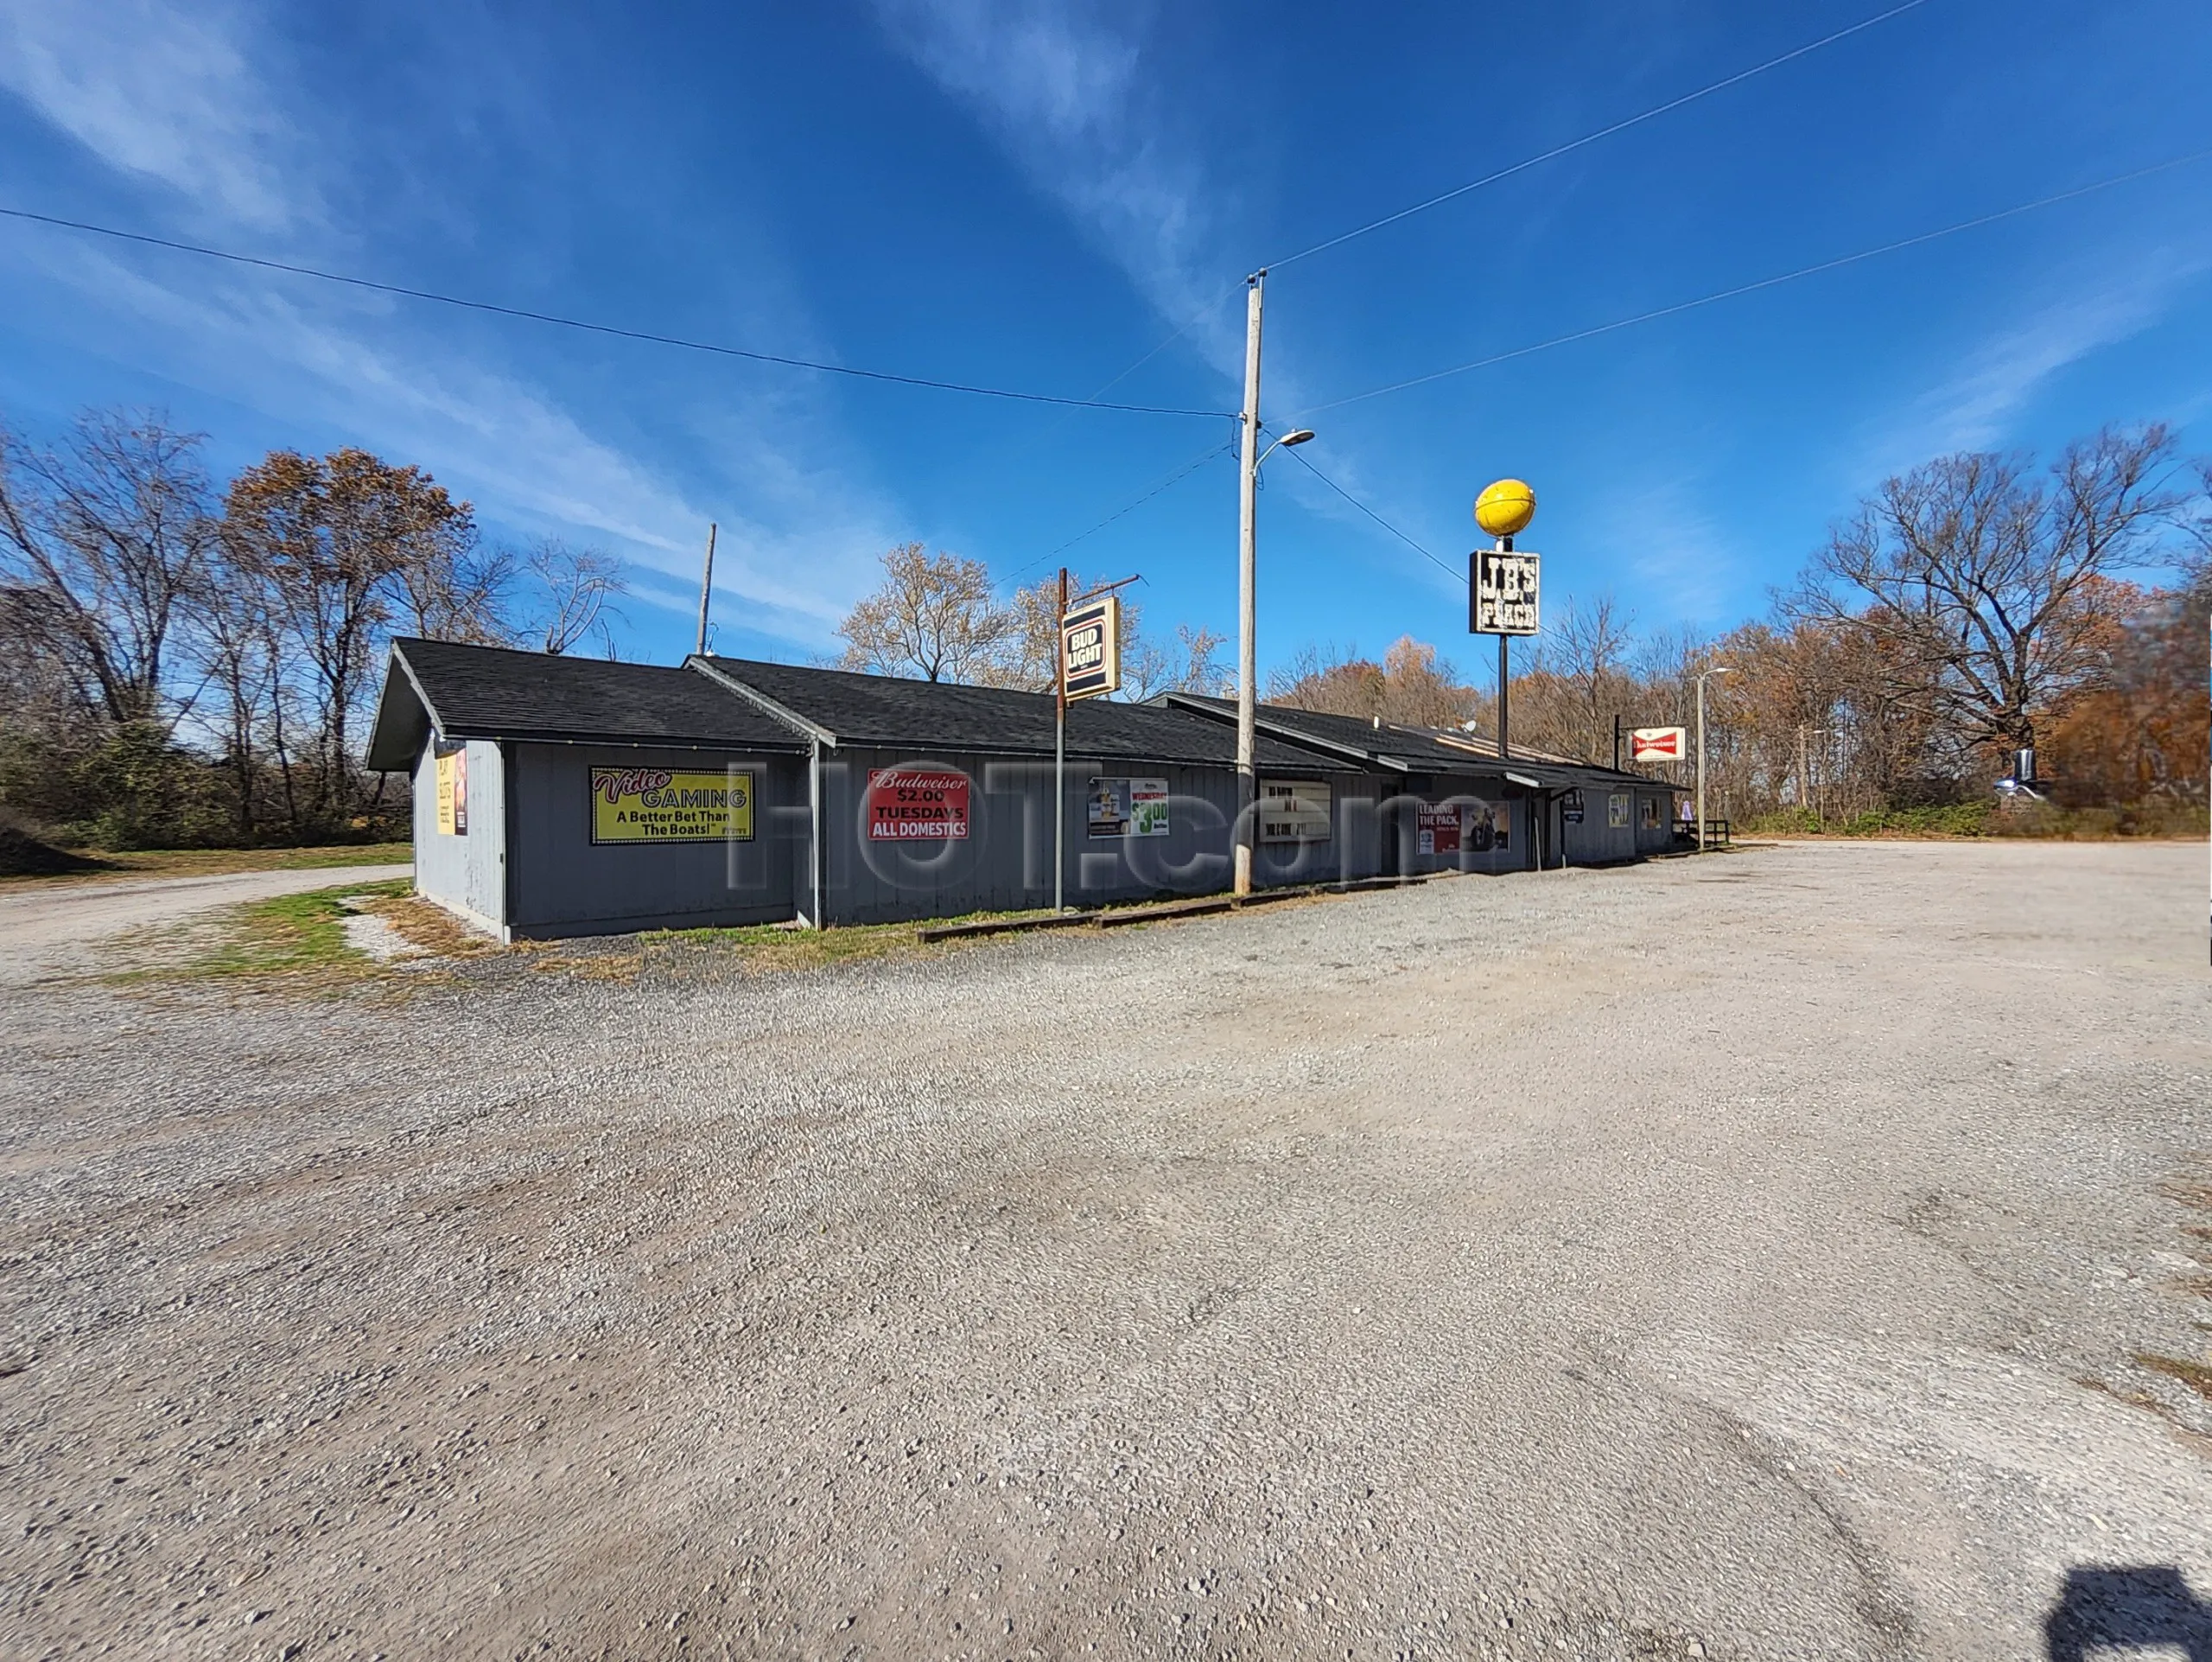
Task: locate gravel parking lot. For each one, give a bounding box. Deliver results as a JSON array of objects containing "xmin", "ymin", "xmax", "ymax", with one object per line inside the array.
[{"xmin": 3, "ymin": 839, "xmax": 2208, "ymax": 1661}]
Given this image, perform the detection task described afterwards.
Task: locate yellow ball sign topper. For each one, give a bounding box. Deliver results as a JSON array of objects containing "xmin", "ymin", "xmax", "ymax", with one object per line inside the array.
[{"xmin": 1474, "ymin": 478, "xmax": 1536, "ymax": 539}]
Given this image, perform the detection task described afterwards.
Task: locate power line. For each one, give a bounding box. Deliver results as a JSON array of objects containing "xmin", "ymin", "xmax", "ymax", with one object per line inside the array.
[
  {"xmin": 1280, "ymin": 443, "xmax": 1459, "ymax": 580},
  {"xmin": 1004, "ymin": 436, "xmax": 1236, "ymax": 583},
  {"xmin": 1295, "ymin": 148, "xmax": 2212, "ymax": 417},
  {"xmin": 1028, "ymin": 4, "xmax": 1936, "ymax": 413},
  {"xmin": 1265, "ymin": 0, "xmax": 1934, "ymax": 271},
  {"xmin": 0, "ymin": 204, "xmax": 1236, "ymax": 419},
  {"xmin": 1079, "ymin": 283, "xmax": 1243, "ymax": 403}
]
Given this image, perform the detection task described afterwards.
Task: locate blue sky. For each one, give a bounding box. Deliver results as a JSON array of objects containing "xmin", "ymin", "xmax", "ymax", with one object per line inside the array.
[{"xmin": 2, "ymin": 0, "xmax": 2208, "ymax": 679}]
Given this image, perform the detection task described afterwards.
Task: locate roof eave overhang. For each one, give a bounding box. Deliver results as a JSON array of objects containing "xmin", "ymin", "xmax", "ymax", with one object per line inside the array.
[
  {"xmin": 492, "ymin": 730, "xmax": 809, "ymax": 754},
  {"xmin": 363, "ymin": 645, "xmax": 442, "ymax": 772}
]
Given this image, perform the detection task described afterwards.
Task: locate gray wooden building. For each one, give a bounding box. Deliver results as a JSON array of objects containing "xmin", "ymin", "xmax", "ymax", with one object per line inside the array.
[
  {"xmin": 365, "ymin": 640, "xmax": 810, "ymax": 939},
  {"xmin": 689, "ymin": 656, "xmax": 1374, "ymax": 926},
  {"xmin": 367, "ymin": 639, "xmax": 1685, "ymax": 940},
  {"xmin": 1155, "ymin": 696, "xmax": 1681, "ymax": 870}
]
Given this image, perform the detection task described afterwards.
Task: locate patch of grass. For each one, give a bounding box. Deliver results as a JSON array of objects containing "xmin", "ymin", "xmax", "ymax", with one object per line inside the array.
[
  {"xmin": 4, "ymin": 841, "xmax": 413, "ymax": 886},
  {"xmin": 523, "ymin": 907, "xmax": 1081, "ymax": 984},
  {"xmin": 2135, "ymin": 1352, "xmax": 2212, "ymax": 1404},
  {"xmin": 649, "ymin": 920, "xmax": 926, "ymax": 965},
  {"xmin": 108, "ymin": 876, "xmax": 412, "ymax": 987},
  {"xmin": 1743, "ymin": 801, "xmax": 2209, "ymax": 841},
  {"xmin": 359, "ymin": 890, "xmax": 501, "ymax": 960},
  {"xmin": 1739, "ymin": 803, "xmax": 1998, "ymax": 839},
  {"xmin": 2120, "ymin": 1165, "xmax": 2212, "ymax": 1406}
]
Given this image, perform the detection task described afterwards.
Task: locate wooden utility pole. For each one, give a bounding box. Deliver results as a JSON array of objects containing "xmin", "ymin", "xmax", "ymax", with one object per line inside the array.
[
  {"xmin": 1233, "ymin": 272, "xmax": 1264, "ymax": 898},
  {"xmin": 1065, "ymin": 566, "xmax": 1075, "ymax": 916},
  {"xmin": 694, "ymin": 523, "xmax": 718, "ymax": 656}
]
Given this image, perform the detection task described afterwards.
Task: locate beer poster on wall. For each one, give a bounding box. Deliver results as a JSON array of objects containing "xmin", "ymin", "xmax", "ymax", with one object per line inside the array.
[
  {"xmin": 434, "ymin": 739, "xmax": 467, "ymax": 837},
  {"xmin": 1416, "ymin": 800, "xmax": 1505, "ymax": 855},
  {"xmin": 1415, "ymin": 801, "xmax": 1461, "ymax": 855},
  {"xmin": 865, "ymin": 767, "xmax": 971, "ymax": 841},
  {"xmin": 590, "ymin": 767, "xmax": 753, "ymax": 844},
  {"xmin": 1088, "ymin": 777, "xmax": 1169, "ymax": 838}
]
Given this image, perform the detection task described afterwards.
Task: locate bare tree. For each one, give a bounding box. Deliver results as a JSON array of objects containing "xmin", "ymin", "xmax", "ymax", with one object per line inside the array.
[
  {"xmin": 1268, "ymin": 642, "xmax": 1385, "ymax": 716},
  {"xmin": 224, "ymin": 447, "xmax": 475, "ymax": 825},
  {"xmin": 989, "ymin": 570, "xmax": 1145, "ymax": 692},
  {"xmin": 185, "ymin": 538, "xmax": 284, "ymax": 841},
  {"xmin": 1377, "ymin": 636, "xmax": 1476, "ymax": 727},
  {"xmin": 1124, "ymin": 622, "xmax": 1227, "ymax": 701},
  {"xmin": 395, "ymin": 536, "xmax": 514, "ymax": 645},
  {"xmin": 0, "ymin": 411, "xmax": 216, "ymax": 727},
  {"xmin": 1539, "ymin": 594, "xmax": 1637, "ymax": 761},
  {"xmin": 836, "ymin": 543, "xmax": 1013, "ymax": 682},
  {"xmin": 1791, "ymin": 425, "xmax": 2185, "ymax": 757},
  {"xmin": 1170, "ymin": 623, "xmax": 1228, "ymax": 695},
  {"xmin": 525, "ymin": 540, "xmax": 627, "ymax": 655},
  {"xmin": 1269, "ymin": 636, "xmax": 1475, "ymax": 727}
]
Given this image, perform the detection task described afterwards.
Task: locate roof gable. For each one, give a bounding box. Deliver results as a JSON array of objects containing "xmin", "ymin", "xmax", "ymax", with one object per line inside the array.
[
  {"xmin": 1159, "ymin": 693, "xmax": 1665, "ymax": 790},
  {"xmin": 364, "ymin": 639, "xmax": 808, "ymax": 770},
  {"xmin": 690, "ymin": 657, "xmax": 1341, "ymax": 769}
]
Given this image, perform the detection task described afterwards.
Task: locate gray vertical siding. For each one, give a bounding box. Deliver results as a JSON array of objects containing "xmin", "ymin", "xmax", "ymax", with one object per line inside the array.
[
  {"xmin": 1637, "ymin": 788, "xmax": 1680, "ymax": 856},
  {"xmin": 1561, "ymin": 784, "xmax": 1641, "ymax": 865},
  {"xmin": 411, "ymin": 736, "xmax": 507, "ymax": 932},
  {"xmin": 814, "ymin": 749, "xmax": 1369, "ymax": 925},
  {"xmin": 503, "ymin": 744, "xmax": 806, "ymax": 938},
  {"xmin": 1375, "ymin": 776, "xmax": 1537, "ymax": 879},
  {"xmin": 406, "ymin": 734, "xmax": 1683, "ymax": 939}
]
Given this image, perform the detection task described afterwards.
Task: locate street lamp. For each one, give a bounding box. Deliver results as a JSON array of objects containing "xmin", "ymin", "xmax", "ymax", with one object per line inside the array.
[
  {"xmin": 1694, "ymin": 665, "xmax": 1735, "ymax": 851},
  {"xmin": 1231, "ymin": 371, "xmax": 1315, "ymax": 898}
]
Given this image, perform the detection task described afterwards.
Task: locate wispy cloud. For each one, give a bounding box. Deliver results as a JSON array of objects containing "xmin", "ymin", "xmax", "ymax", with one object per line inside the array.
[
  {"xmin": 874, "ymin": 0, "xmax": 1474, "ymax": 613},
  {"xmin": 1582, "ymin": 472, "xmax": 1743, "ymax": 628},
  {"xmin": 874, "ymin": 0, "xmax": 1238, "ymax": 375},
  {"xmin": 0, "ymin": 0, "xmax": 308, "ymax": 230},
  {"xmin": 1863, "ymin": 249, "xmax": 2212, "ymax": 472},
  {"xmin": 0, "ymin": 0, "xmax": 906, "ymax": 651}
]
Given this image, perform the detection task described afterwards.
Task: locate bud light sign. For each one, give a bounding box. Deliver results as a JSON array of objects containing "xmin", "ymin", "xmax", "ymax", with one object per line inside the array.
[{"xmin": 865, "ymin": 767, "xmax": 971, "ymax": 841}]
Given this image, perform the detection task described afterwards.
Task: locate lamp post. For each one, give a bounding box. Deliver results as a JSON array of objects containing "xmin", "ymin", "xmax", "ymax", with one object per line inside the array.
[
  {"xmin": 1230, "ymin": 273, "xmax": 1313, "ymax": 899},
  {"xmin": 1694, "ymin": 665, "xmax": 1735, "ymax": 851}
]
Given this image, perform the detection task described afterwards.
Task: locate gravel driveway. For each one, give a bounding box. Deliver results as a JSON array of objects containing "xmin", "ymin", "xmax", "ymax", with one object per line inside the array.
[
  {"xmin": 3, "ymin": 840, "xmax": 2207, "ymax": 1661},
  {"xmin": 0, "ymin": 865, "xmax": 413, "ymax": 987}
]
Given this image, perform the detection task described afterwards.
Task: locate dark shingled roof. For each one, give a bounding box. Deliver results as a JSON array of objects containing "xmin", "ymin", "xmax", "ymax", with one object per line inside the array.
[
  {"xmin": 365, "ymin": 638, "xmax": 809, "ymax": 771},
  {"xmin": 691, "ymin": 657, "xmax": 1341, "ymax": 769},
  {"xmin": 1158, "ymin": 693, "xmax": 1668, "ymax": 793}
]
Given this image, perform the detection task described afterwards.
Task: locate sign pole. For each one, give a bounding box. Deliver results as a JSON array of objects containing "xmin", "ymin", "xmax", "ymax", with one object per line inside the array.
[
  {"xmin": 1696, "ymin": 672, "xmax": 1707, "ymax": 853},
  {"xmin": 1497, "ymin": 533, "xmax": 1512, "ymax": 761},
  {"xmin": 1055, "ymin": 566, "xmax": 1067, "ymax": 914}
]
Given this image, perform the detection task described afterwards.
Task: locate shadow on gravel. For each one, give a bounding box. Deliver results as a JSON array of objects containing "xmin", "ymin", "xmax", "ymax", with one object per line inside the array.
[{"xmin": 2045, "ymin": 1566, "xmax": 2212, "ymax": 1659}]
